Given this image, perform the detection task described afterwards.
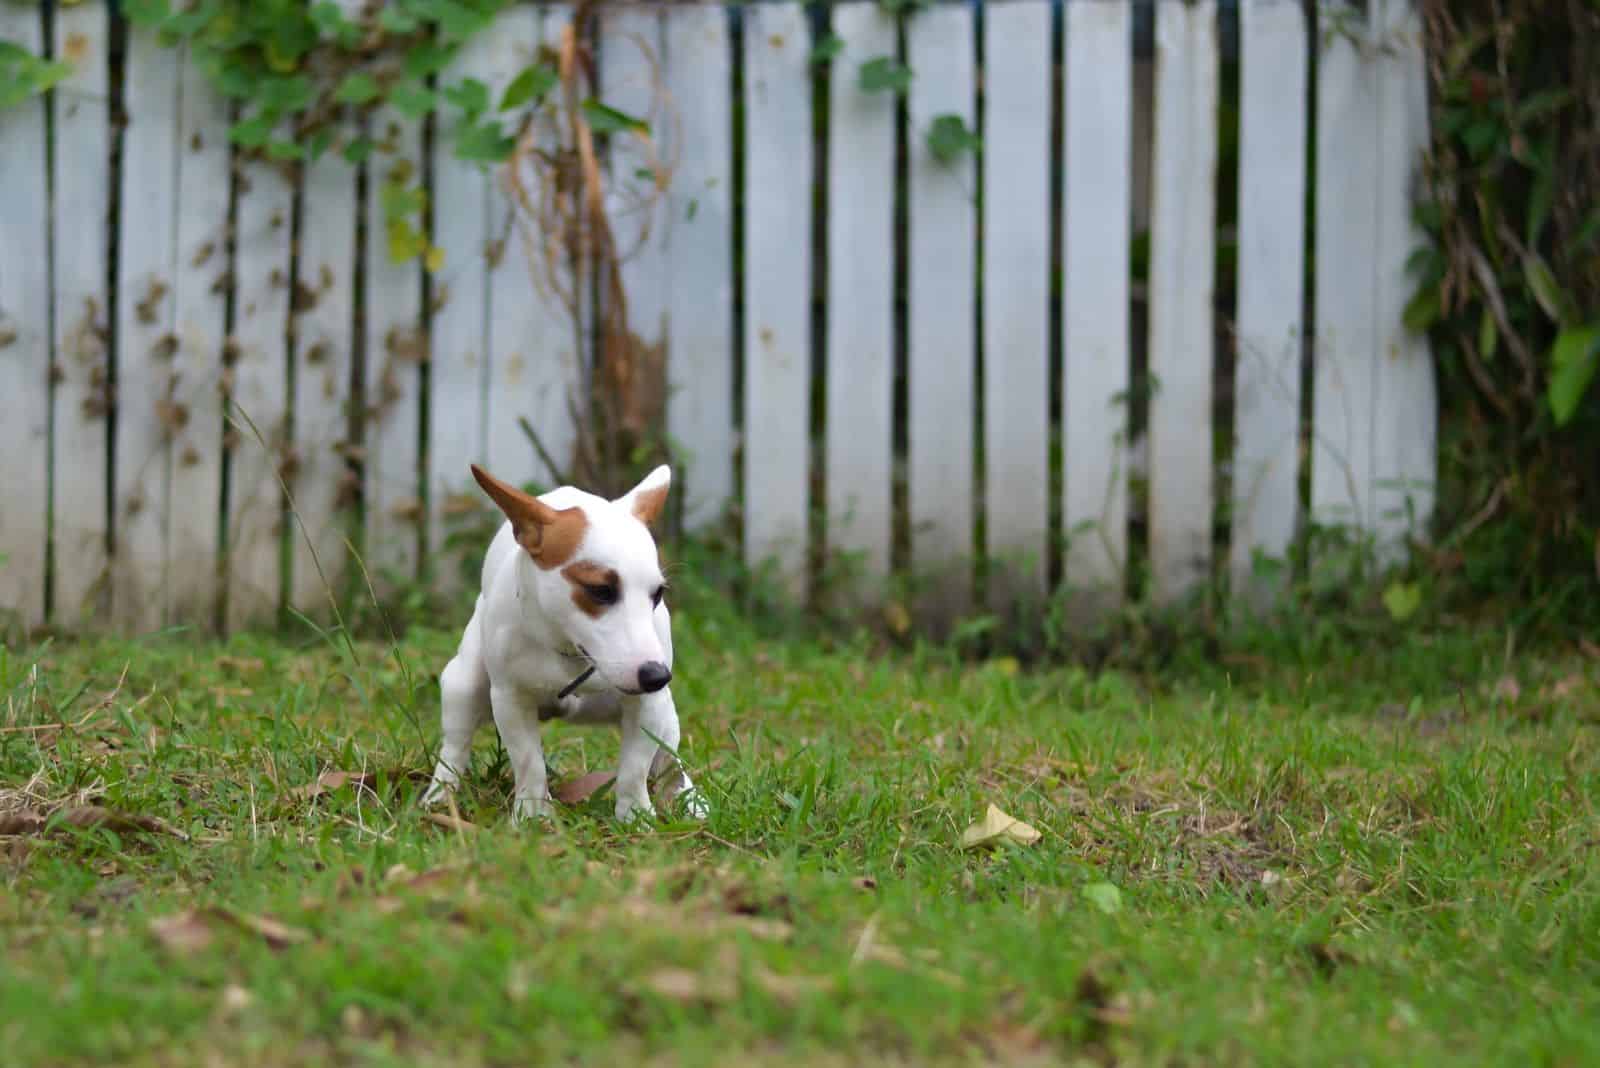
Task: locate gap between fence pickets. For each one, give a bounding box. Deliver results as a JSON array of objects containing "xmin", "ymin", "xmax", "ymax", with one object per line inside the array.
[{"xmin": 0, "ymin": 6, "xmax": 52, "ymax": 632}]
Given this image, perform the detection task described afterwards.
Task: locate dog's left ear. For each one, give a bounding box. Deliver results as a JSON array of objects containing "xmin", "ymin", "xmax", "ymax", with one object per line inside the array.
[{"xmin": 617, "ymin": 465, "xmax": 671, "ymax": 527}]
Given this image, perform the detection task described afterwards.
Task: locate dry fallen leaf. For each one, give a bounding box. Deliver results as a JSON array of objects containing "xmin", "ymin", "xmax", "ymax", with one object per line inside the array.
[
  {"xmin": 638, "ymin": 967, "xmax": 737, "ymax": 1005},
  {"xmin": 960, "ymin": 804, "xmax": 1042, "ymax": 850},
  {"xmin": 552, "ymin": 770, "xmax": 617, "ymax": 804},
  {"xmin": 292, "ymin": 768, "xmax": 426, "ymax": 802},
  {"xmin": 0, "ymin": 806, "xmax": 187, "ymax": 840},
  {"xmin": 150, "ymin": 910, "xmax": 216, "ymax": 955},
  {"xmin": 751, "ymin": 967, "xmax": 833, "ymax": 1005},
  {"xmin": 150, "ymin": 908, "xmax": 309, "ymax": 955},
  {"xmin": 219, "ymin": 985, "xmax": 254, "ymax": 1016},
  {"xmin": 225, "ymin": 910, "xmax": 310, "ymax": 948},
  {"xmin": 423, "ymin": 811, "xmax": 478, "ymax": 833}
]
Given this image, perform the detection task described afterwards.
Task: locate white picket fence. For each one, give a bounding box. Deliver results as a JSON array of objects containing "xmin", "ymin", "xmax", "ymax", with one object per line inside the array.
[{"xmin": 0, "ymin": 0, "xmax": 1435, "ymax": 634}]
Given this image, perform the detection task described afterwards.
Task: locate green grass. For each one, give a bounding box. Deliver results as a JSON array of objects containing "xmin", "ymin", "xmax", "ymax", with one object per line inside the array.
[{"xmin": 2, "ymin": 605, "xmax": 1597, "ymax": 1066}]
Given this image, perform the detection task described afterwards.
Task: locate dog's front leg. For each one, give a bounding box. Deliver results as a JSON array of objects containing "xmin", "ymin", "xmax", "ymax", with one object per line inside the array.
[
  {"xmin": 618, "ymin": 686, "xmax": 706, "ymax": 822},
  {"xmin": 615, "ymin": 689, "xmax": 674, "ymax": 823},
  {"xmin": 490, "ymin": 685, "xmax": 553, "ymax": 824}
]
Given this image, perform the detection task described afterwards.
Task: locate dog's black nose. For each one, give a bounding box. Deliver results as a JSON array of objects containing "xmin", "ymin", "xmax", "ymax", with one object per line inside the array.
[{"xmin": 637, "ymin": 661, "xmax": 672, "ymax": 693}]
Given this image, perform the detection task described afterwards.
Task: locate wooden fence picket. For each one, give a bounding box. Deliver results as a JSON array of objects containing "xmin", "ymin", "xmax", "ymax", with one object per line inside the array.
[
  {"xmin": 741, "ymin": 2, "xmax": 813, "ymax": 591},
  {"xmin": 0, "ymin": 3, "xmax": 51, "ymax": 632},
  {"xmin": 981, "ymin": 0, "xmax": 1053, "ymax": 603},
  {"xmin": 824, "ymin": 1, "xmax": 896, "ymax": 584},
  {"xmin": 1061, "ymin": 0, "xmax": 1133, "ymax": 606},
  {"xmin": 49, "ymin": 1, "xmax": 112, "ymax": 626},
  {"xmin": 1147, "ymin": 0, "xmax": 1219, "ymax": 604},
  {"xmin": 1232, "ymin": 0, "xmax": 1308, "ymax": 597},
  {"xmin": 906, "ymin": 2, "xmax": 977, "ymax": 618}
]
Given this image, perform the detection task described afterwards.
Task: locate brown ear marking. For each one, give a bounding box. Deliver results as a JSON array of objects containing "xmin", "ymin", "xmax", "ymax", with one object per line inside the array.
[
  {"xmin": 631, "ymin": 483, "xmax": 669, "ymax": 527},
  {"xmin": 561, "ymin": 562, "xmax": 620, "ymax": 619},
  {"xmin": 470, "ymin": 464, "xmax": 587, "ymax": 569}
]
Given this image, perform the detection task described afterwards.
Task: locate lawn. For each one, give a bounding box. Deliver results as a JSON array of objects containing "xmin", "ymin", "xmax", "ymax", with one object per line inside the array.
[{"xmin": 1, "ymin": 602, "xmax": 1597, "ymax": 1066}]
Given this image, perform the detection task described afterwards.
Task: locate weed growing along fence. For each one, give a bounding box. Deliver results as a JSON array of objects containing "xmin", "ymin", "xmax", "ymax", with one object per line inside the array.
[{"xmin": 0, "ymin": 0, "xmax": 1435, "ymax": 636}]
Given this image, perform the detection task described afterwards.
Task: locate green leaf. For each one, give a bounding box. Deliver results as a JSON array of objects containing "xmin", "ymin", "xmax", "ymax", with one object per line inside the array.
[
  {"xmin": 379, "ymin": 6, "xmax": 421, "ymax": 34},
  {"xmin": 305, "ymin": 127, "xmax": 335, "ymax": 161},
  {"xmin": 1402, "ymin": 288, "xmax": 1440, "ymax": 334},
  {"xmin": 453, "ymin": 119, "xmax": 516, "ymax": 162},
  {"xmin": 1382, "ymin": 582, "xmax": 1423, "ymax": 623},
  {"xmin": 925, "ymin": 113, "xmax": 980, "ymax": 166},
  {"xmin": 309, "ymin": 1, "xmax": 350, "ymax": 37},
  {"xmin": 333, "ymin": 72, "xmax": 382, "ymax": 105},
  {"xmin": 342, "ymin": 136, "xmax": 376, "ymax": 164},
  {"xmin": 1082, "ymin": 882, "xmax": 1123, "ymax": 916},
  {"xmin": 859, "ymin": 55, "xmax": 912, "ymax": 94},
  {"xmin": 258, "ymin": 74, "xmax": 314, "ymax": 113},
  {"xmin": 1547, "ymin": 324, "xmax": 1600, "ymax": 427},
  {"xmin": 390, "ymin": 82, "xmax": 437, "ymax": 119},
  {"xmin": 810, "ymin": 33, "xmax": 843, "ymax": 65},
  {"xmin": 1477, "ymin": 305, "xmax": 1498, "ymax": 362},
  {"xmin": 500, "ymin": 63, "xmax": 557, "ymax": 111},
  {"xmin": 443, "ymin": 77, "xmax": 490, "ymax": 117},
  {"xmin": 433, "ymin": 0, "xmax": 493, "ymax": 43},
  {"xmin": 266, "ymin": 139, "xmax": 305, "ymax": 161},
  {"xmin": 404, "ymin": 42, "xmax": 458, "ymax": 80},
  {"xmin": 229, "ymin": 114, "xmax": 276, "ymax": 148},
  {"xmin": 1523, "ymin": 254, "xmax": 1577, "ymax": 326},
  {"xmin": 580, "ymin": 99, "xmax": 649, "ymax": 136}
]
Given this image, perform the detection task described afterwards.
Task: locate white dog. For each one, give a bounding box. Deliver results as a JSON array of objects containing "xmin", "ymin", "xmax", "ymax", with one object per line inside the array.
[{"xmin": 421, "ymin": 464, "xmax": 703, "ymax": 823}]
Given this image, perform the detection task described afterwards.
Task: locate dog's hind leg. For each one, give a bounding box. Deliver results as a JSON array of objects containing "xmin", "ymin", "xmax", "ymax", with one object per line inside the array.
[{"xmin": 422, "ymin": 621, "xmax": 491, "ymax": 807}]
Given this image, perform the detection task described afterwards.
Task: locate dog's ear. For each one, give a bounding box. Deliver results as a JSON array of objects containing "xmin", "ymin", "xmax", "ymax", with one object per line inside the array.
[
  {"xmin": 616, "ymin": 465, "xmax": 671, "ymax": 527},
  {"xmin": 471, "ymin": 464, "xmax": 587, "ymax": 568}
]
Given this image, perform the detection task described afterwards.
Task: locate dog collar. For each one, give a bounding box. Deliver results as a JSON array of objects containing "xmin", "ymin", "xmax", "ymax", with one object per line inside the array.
[{"xmin": 558, "ymin": 644, "xmax": 595, "ymax": 699}]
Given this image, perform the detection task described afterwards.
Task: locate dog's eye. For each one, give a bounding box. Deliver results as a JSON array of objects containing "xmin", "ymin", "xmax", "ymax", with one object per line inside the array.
[
  {"xmin": 584, "ymin": 583, "xmax": 619, "ymax": 606},
  {"xmin": 651, "ymin": 585, "xmax": 666, "ymax": 608}
]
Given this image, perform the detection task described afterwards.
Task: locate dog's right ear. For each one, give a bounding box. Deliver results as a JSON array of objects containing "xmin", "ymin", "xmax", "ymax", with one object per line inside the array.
[{"xmin": 471, "ymin": 465, "xmax": 587, "ymax": 568}]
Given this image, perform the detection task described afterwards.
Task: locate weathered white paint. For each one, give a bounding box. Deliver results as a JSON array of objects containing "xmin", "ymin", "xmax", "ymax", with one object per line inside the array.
[
  {"xmin": 825, "ymin": 2, "xmax": 896, "ymax": 584},
  {"xmin": 1371, "ymin": 0, "xmax": 1435, "ymax": 552},
  {"xmin": 1062, "ymin": 0, "xmax": 1132, "ymax": 604},
  {"xmin": 50, "ymin": 2, "xmax": 112, "ymax": 626},
  {"xmin": 428, "ymin": 30, "xmax": 495, "ymax": 590},
  {"xmin": 363, "ymin": 104, "xmax": 425, "ymax": 586},
  {"xmin": 664, "ymin": 3, "xmax": 734, "ymax": 531},
  {"xmin": 1232, "ymin": 0, "xmax": 1308, "ymax": 596},
  {"xmin": 291, "ymin": 122, "xmax": 358, "ymax": 616},
  {"xmin": 483, "ymin": 3, "xmax": 547, "ymax": 479},
  {"xmin": 1312, "ymin": 0, "xmax": 1380, "ymax": 534},
  {"xmin": 907, "ymin": 3, "xmax": 977, "ymax": 617},
  {"xmin": 226, "ymin": 150, "xmax": 293, "ymax": 632},
  {"xmin": 0, "ymin": 0, "xmax": 1441, "ymax": 633},
  {"xmin": 164, "ymin": 55, "xmax": 231, "ymax": 626},
  {"xmin": 110, "ymin": 26, "xmax": 179, "ymax": 633},
  {"xmin": 981, "ymin": 0, "xmax": 1052, "ymax": 602},
  {"xmin": 0, "ymin": 4, "xmax": 51, "ymax": 631},
  {"xmin": 741, "ymin": 2, "xmax": 812, "ymax": 589},
  {"xmin": 599, "ymin": 5, "xmax": 669, "ymax": 498},
  {"xmin": 1147, "ymin": 0, "xmax": 1219, "ymax": 604}
]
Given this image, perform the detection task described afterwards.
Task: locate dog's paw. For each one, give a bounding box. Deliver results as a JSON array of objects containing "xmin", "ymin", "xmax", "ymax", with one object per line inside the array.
[
  {"xmin": 614, "ymin": 795, "xmax": 656, "ymax": 825},
  {"xmin": 419, "ymin": 775, "xmax": 456, "ymax": 809},
  {"xmin": 512, "ymin": 794, "xmax": 556, "ymax": 826}
]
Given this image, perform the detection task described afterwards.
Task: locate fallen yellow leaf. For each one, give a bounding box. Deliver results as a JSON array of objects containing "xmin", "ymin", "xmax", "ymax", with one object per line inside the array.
[{"xmin": 960, "ymin": 804, "xmax": 1041, "ymax": 850}]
